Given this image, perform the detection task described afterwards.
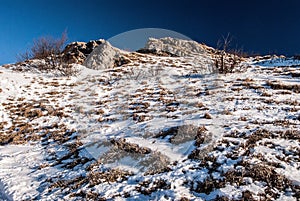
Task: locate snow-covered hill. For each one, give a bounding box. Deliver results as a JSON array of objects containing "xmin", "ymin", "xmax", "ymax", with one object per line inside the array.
[{"xmin": 0, "ymin": 38, "xmax": 299, "ymax": 200}]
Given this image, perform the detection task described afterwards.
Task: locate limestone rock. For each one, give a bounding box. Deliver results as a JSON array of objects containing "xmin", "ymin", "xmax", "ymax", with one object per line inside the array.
[
  {"xmin": 142, "ymin": 37, "xmax": 214, "ymax": 57},
  {"xmin": 83, "ymin": 41, "xmax": 121, "ymax": 70}
]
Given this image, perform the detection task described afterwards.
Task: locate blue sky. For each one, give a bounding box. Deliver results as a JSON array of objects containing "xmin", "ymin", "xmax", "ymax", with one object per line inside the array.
[{"xmin": 1, "ymin": 0, "xmax": 300, "ymax": 64}]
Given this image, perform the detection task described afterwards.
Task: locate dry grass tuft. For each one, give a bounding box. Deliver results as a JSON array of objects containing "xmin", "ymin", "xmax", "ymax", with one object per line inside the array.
[
  {"xmin": 266, "ymin": 80, "xmax": 300, "ymax": 93},
  {"xmin": 110, "ymin": 138, "xmax": 151, "ymax": 154},
  {"xmin": 135, "ymin": 179, "xmax": 171, "ymax": 195},
  {"xmin": 88, "ymin": 168, "xmax": 132, "ymax": 186},
  {"xmin": 70, "ymin": 190, "xmax": 104, "ymax": 201},
  {"xmin": 24, "ymin": 108, "xmax": 43, "ymax": 118},
  {"xmin": 155, "ymin": 125, "xmax": 208, "ymax": 146}
]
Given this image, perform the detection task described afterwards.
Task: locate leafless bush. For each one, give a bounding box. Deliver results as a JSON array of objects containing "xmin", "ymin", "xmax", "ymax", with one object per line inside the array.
[
  {"xmin": 32, "ymin": 33, "xmax": 66, "ymax": 59},
  {"xmin": 18, "ymin": 31, "xmax": 67, "ymax": 61},
  {"xmin": 44, "ymin": 54, "xmax": 80, "ymax": 76},
  {"xmin": 18, "ymin": 30, "xmax": 79, "ymax": 76},
  {"xmin": 214, "ymin": 33, "xmax": 243, "ymax": 74}
]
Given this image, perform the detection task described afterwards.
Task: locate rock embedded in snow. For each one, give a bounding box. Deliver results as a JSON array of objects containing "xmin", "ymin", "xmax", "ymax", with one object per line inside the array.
[
  {"xmin": 142, "ymin": 37, "xmax": 214, "ymax": 57},
  {"xmin": 83, "ymin": 40, "xmax": 121, "ymax": 70},
  {"xmin": 138, "ymin": 37, "xmax": 217, "ymax": 74}
]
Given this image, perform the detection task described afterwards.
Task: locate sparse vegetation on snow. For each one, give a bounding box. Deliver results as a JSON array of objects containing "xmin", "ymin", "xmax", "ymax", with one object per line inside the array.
[{"xmin": 0, "ymin": 37, "xmax": 299, "ymax": 200}]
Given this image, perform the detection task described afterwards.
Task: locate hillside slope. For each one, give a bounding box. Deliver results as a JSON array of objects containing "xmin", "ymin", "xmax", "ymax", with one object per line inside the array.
[{"xmin": 0, "ymin": 38, "xmax": 299, "ymax": 200}]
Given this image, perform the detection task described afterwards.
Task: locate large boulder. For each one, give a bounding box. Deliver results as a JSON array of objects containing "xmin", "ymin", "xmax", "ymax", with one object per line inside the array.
[{"xmin": 83, "ymin": 41, "xmax": 121, "ymax": 70}]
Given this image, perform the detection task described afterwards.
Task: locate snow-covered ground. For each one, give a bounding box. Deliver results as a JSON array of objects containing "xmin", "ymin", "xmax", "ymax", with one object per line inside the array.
[{"xmin": 0, "ymin": 47, "xmax": 299, "ymax": 200}]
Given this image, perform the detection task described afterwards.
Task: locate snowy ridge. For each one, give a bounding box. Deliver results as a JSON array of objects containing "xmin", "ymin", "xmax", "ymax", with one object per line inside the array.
[{"xmin": 0, "ymin": 39, "xmax": 300, "ymax": 200}]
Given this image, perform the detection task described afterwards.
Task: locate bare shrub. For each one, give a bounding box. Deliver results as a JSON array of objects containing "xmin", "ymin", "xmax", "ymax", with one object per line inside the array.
[
  {"xmin": 18, "ymin": 31, "xmax": 67, "ymax": 61},
  {"xmin": 214, "ymin": 33, "xmax": 243, "ymax": 74},
  {"xmin": 18, "ymin": 30, "xmax": 79, "ymax": 76},
  {"xmin": 44, "ymin": 55, "xmax": 80, "ymax": 76},
  {"xmin": 32, "ymin": 32, "xmax": 66, "ymax": 59}
]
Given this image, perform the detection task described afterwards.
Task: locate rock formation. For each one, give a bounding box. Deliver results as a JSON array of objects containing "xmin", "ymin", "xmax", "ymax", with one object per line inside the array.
[
  {"xmin": 140, "ymin": 37, "xmax": 214, "ymax": 57},
  {"xmin": 62, "ymin": 39, "xmax": 104, "ymax": 64},
  {"xmin": 83, "ymin": 41, "xmax": 121, "ymax": 70}
]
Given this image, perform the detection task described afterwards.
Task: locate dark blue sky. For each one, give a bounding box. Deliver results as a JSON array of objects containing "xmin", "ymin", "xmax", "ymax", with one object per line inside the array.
[{"xmin": 1, "ymin": 0, "xmax": 300, "ymax": 64}]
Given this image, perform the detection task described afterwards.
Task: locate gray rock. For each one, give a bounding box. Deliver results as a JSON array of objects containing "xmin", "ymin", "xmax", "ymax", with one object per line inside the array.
[
  {"xmin": 84, "ymin": 41, "xmax": 120, "ymax": 70},
  {"xmin": 143, "ymin": 37, "xmax": 214, "ymax": 57}
]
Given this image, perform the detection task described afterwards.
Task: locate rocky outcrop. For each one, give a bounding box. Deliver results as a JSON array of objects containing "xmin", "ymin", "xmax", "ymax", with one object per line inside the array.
[
  {"xmin": 141, "ymin": 37, "xmax": 214, "ymax": 57},
  {"xmin": 83, "ymin": 41, "xmax": 130, "ymax": 70},
  {"xmin": 62, "ymin": 39, "xmax": 104, "ymax": 64},
  {"xmin": 135, "ymin": 37, "xmax": 216, "ymax": 73},
  {"xmin": 65, "ymin": 37, "xmax": 215, "ymax": 71}
]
